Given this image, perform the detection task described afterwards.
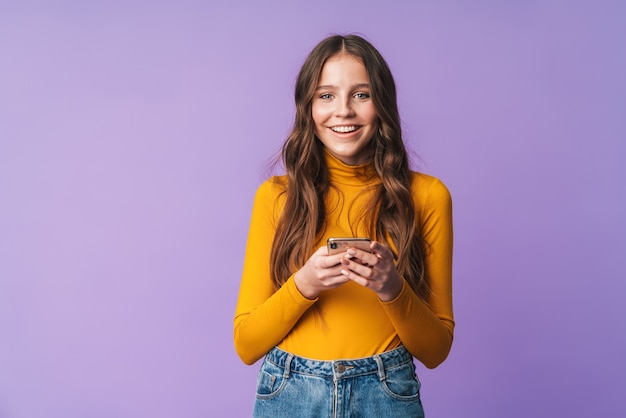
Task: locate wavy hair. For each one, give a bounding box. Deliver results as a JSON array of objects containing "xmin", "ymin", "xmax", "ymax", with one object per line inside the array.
[{"xmin": 269, "ymin": 35, "xmax": 429, "ymax": 300}]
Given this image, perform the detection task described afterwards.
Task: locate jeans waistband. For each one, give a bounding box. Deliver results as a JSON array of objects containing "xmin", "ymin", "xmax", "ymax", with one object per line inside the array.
[{"xmin": 264, "ymin": 346, "xmax": 413, "ymax": 381}]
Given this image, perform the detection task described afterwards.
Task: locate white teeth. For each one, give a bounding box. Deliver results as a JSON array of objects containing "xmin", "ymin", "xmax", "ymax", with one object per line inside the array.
[{"xmin": 331, "ymin": 126, "xmax": 358, "ymax": 133}]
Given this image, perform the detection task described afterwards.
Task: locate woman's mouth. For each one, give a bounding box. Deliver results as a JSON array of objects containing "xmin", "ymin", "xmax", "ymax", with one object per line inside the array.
[{"xmin": 331, "ymin": 125, "xmax": 360, "ymax": 133}]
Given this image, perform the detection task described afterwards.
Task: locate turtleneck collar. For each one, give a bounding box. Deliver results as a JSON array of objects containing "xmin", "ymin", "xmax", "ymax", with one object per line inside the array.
[{"xmin": 324, "ymin": 149, "xmax": 380, "ymax": 186}]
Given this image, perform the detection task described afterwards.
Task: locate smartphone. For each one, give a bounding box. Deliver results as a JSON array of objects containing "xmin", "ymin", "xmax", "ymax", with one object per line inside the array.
[{"xmin": 327, "ymin": 237, "xmax": 372, "ymax": 255}]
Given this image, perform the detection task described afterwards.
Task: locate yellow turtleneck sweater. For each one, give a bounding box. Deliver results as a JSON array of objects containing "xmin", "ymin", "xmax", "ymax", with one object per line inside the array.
[{"xmin": 234, "ymin": 152, "xmax": 454, "ymax": 368}]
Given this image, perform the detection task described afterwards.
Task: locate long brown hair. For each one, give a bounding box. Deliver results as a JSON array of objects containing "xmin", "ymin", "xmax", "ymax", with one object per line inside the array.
[{"xmin": 270, "ymin": 35, "xmax": 429, "ymax": 300}]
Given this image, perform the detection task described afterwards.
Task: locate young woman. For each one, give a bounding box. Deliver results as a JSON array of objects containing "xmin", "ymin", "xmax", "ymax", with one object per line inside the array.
[{"xmin": 234, "ymin": 34, "xmax": 454, "ymax": 417}]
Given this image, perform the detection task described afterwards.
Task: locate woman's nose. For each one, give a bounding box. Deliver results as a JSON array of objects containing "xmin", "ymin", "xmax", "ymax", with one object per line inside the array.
[{"xmin": 335, "ymin": 98, "xmax": 356, "ymax": 118}]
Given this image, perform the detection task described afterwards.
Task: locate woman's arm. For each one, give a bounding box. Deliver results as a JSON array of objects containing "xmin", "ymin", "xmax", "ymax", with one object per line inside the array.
[
  {"xmin": 381, "ymin": 178, "xmax": 454, "ymax": 368},
  {"xmin": 233, "ymin": 180, "xmax": 317, "ymax": 365}
]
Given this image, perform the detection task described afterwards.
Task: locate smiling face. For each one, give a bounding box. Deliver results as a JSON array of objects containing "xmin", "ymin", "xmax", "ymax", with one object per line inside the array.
[{"xmin": 312, "ymin": 54, "xmax": 379, "ymax": 166}]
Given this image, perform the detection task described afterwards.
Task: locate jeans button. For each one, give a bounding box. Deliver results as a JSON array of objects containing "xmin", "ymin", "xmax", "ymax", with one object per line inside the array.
[{"xmin": 336, "ymin": 363, "xmax": 345, "ymax": 373}]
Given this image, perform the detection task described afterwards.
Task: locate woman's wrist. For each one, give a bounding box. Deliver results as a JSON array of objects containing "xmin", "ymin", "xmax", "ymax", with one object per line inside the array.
[
  {"xmin": 378, "ymin": 277, "xmax": 403, "ymax": 302},
  {"xmin": 294, "ymin": 271, "xmax": 318, "ymax": 300}
]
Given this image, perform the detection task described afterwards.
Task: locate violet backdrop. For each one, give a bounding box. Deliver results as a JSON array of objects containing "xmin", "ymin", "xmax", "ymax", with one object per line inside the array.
[{"xmin": 1, "ymin": 1, "xmax": 624, "ymax": 417}]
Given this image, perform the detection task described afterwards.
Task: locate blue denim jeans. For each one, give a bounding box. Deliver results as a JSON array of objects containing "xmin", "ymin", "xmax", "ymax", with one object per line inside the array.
[{"xmin": 253, "ymin": 346, "xmax": 425, "ymax": 418}]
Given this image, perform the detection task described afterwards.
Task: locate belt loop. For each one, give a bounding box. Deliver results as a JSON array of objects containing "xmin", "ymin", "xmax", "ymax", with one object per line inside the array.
[
  {"xmin": 283, "ymin": 353, "xmax": 294, "ymax": 379},
  {"xmin": 374, "ymin": 354, "xmax": 386, "ymax": 381}
]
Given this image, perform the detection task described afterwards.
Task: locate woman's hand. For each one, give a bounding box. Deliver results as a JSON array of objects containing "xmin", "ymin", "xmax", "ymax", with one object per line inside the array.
[
  {"xmin": 294, "ymin": 246, "xmax": 351, "ymax": 300},
  {"xmin": 340, "ymin": 241, "xmax": 403, "ymax": 302}
]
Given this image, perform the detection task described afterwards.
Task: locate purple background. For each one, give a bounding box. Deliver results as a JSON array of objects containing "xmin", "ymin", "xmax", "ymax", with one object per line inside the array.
[{"xmin": 1, "ymin": 1, "xmax": 624, "ymax": 417}]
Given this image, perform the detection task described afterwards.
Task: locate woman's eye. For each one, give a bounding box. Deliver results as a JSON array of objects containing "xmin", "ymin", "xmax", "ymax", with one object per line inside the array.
[
  {"xmin": 319, "ymin": 93, "xmax": 333, "ymax": 100},
  {"xmin": 354, "ymin": 92, "xmax": 370, "ymax": 99}
]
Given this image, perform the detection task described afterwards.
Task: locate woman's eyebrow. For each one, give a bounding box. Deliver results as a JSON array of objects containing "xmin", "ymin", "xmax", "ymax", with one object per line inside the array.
[{"xmin": 315, "ymin": 83, "xmax": 370, "ymax": 91}]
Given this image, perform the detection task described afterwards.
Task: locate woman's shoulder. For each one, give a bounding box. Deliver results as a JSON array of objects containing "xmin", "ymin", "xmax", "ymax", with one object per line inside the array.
[
  {"xmin": 250, "ymin": 176, "xmax": 288, "ymax": 219},
  {"xmin": 255, "ymin": 175, "xmax": 288, "ymax": 200},
  {"xmin": 409, "ymin": 171, "xmax": 452, "ymax": 206}
]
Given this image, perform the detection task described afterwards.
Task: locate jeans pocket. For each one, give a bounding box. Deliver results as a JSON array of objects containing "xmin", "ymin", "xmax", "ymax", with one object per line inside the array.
[
  {"xmin": 380, "ymin": 361, "xmax": 421, "ymax": 401},
  {"xmin": 255, "ymin": 360, "xmax": 287, "ymax": 398}
]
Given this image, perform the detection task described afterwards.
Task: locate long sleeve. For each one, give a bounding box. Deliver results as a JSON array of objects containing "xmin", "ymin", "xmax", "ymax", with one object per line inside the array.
[
  {"xmin": 234, "ymin": 156, "xmax": 454, "ymax": 366},
  {"xmin": 233, "ymin": 179, "xmax": 316, "ymax": 365},
  {"xmin": 380, "ymin": 178, "xmax": 454, "ymax": 368}
]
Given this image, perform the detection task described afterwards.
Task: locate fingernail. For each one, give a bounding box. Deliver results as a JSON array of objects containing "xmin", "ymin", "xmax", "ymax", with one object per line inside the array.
[
  {"xmin": 347, "ymin": 249, "xmax": 356, "ymax": 255},
  {"xmin": 341, "ymin": 269, "xmax": 349, "ymax": 276}
]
